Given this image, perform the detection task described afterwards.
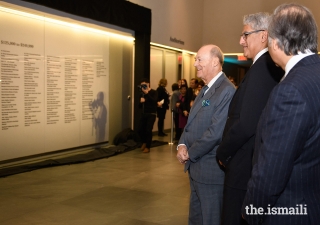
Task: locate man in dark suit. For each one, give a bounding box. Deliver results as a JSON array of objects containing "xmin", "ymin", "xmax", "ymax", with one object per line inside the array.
[
  {"xmin": 242, "ymin": 3, "xmax": 320, "ymax": 224},
  {"xmin": 216, "ymin": 13, "xmax": 283, "ymax": 225},
  {"xmin": 176, "ymin": 45, "xmax": 235, "ymax": 225}
]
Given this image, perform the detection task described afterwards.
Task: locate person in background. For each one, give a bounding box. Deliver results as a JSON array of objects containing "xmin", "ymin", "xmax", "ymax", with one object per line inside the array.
[
  {"xmin": 181, "ymin": 78, "xmax": 188, "ymax": 87},
  {"xmin": 183, "ymin": 78, "xmax": 198, "ymax": 114},
  {"xmin": 156, "ymin": 78, "xmax": 170, "ymax": 136},
  {"xmin": 227, "ymin": 76, "xmax": 237, "ymax": 88},
  {"xmin": 178, "ymin": 79, "xmax": 182, "ymax": 89},
  {"xmin": 197, "ymin": 80, "xmax": 205, "ymax": 94},
  {"xmin": 191, "ymin": 80, "xmax": 205, "ymax": 107},
  {"xmin": 216, "ymin": 12, "xmax": 283, "ymax": 225},
  {"xmin": 242, "ymin": 4, "xmax": 320, "ymax": 224},
  {"xmin": 176, "ymin": 44, "xmax": 235, "ymax": 225},
  {"xmin": 176, "ymin": 84, "xmax": 188, "ymax": 132},
  {"xmin": 171, "ymin": 83, "xmax": 181, "ymax": 140},
  {"xmin": 138, "ymin": 78, "xmax": 158, "ymax": 153},
  {"xmin": 189, "ymin": 78, "xmax": 198, "ymax": 92}
]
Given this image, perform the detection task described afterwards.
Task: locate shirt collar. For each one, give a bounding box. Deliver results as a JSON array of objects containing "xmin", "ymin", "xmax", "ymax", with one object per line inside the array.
[
  {"xmin": 281, "ymin": 49, "xmax": 314, "ymax": 82},
  {"xmin": 252, "ymin": 48, "xmax": 268, "ymax": 65},
  {"xmin": 205, "ymin": 71, "xmax": 223, "ymax": 93}
]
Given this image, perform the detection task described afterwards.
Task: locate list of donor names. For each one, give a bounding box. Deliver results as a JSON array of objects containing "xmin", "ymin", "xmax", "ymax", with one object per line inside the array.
[
  {"xmin": 1, "ymin": 49, "xmax": 107, "ymax": 130},
  {"xmin": 24, "ymin": 52, "xmax": 42, "ymax": 127},
  {"xmin": 1, "ymin": 49, "xmax": 20, "ymax": 130}
]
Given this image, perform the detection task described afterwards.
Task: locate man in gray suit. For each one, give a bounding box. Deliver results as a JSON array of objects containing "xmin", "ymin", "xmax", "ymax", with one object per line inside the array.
[{"xmin": 177, "ymin": 44, "xmax": 236, "ymax": 225}]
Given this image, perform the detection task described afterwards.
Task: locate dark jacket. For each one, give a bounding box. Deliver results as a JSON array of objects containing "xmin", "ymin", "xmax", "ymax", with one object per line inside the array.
[
  {"xmin": 139, "ymin": 89, "xmax": 157, "ymax": 114},
  {"xmin": 156, "ymin": 86, "xmax": 170, "ymax": 110},
  {"xmin": 156, "ymin": 86, "xmax": 169, "ymax": 119},
  {"xmin": 242, "ymin": 53, "xmax": 320, "ymax": 225},
  {"xmin": 216, "ymin": 52, "xmax": 283, "ymax": 190}
]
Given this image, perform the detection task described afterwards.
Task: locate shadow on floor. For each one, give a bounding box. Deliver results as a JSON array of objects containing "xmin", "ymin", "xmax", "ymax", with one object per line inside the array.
[{"xmin": 0, "ymin": 140, "xmax": 168, "ymax": 178}]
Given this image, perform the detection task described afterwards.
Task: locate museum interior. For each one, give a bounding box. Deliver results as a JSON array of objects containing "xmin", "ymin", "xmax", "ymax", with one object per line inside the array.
[{"xmin": 0, "ymin": 0, "xmax": 319, "ymax": 224}]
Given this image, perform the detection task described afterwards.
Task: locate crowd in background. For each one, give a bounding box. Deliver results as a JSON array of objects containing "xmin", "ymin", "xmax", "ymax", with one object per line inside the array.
[
  {"xmin": 170, "ymin": 78, "xmax": 203, "ymax": 139},
  {"xmin": 139, "ymin": 72, "xmax": 237, "ymax": 144},
  {"xmin": 170, "ymin": 77, "xmax": 234, "ymax": 140}
]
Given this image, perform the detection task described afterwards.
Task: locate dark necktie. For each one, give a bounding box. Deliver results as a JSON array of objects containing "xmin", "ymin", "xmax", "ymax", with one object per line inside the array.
[{"xmin": 202, "ymin": 85, "xmax": 209, "ymax": 97}]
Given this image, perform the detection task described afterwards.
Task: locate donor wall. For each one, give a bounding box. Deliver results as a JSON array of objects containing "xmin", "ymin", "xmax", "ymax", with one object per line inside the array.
[{"xmin": 0, "ymin": 8, "xmax": 109, "ymax": 161}]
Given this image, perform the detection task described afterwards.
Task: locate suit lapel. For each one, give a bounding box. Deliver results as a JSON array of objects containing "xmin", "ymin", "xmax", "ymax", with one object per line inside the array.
[{"xmin": 187, "ymin": 73, "xmax": 225, "ymax": 123}]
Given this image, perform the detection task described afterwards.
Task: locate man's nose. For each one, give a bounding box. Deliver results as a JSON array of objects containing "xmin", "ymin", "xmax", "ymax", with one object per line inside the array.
[
  {"xmin": 239, "ymin": 36, "xmax": 245, "ymax": 45},
  {"xmin": 194, "ymin": 60, "xmax": 198, "ymax": 67}
]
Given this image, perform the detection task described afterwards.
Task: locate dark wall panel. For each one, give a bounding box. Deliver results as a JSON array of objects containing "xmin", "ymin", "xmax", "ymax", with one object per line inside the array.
[{"xmin": 22, "ymin": 0, "xmax": 151, "ymax": 34}]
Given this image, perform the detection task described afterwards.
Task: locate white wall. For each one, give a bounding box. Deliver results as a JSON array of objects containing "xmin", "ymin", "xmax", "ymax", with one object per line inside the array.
[
  {"xmin": 129, "ymin": 0, "xmax": 204, "ymax": 53},
  {"xmin": 203, "ymin": 0, "xmax": 320, "ymax": 53},
  {"xmin": 130, "ymin": 0, "xmax": 320, "ymax": 54}
]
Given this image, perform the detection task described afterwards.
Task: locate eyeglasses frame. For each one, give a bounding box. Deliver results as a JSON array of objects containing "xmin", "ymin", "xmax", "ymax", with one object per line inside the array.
[{"xmin": 240, "ymin": 29, "xmax": 265, "ymax": 40}]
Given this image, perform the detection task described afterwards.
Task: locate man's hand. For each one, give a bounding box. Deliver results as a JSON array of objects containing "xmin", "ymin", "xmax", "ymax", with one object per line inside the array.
[
  {"xmin": 142, "ymin": 88, "xmax": 149, "ymax": 95},
  {"xmin": 140, "ymin": 97, "xmax": 145, "ymax": 103},
  {"xmin": 176, "ymin": 145, "xmax": 189, "ymax": 164}
]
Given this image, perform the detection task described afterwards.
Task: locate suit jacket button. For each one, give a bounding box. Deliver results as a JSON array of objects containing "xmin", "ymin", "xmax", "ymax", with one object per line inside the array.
[{"xmin": 185, "ymin": 129, "xmax": 188, "ymax": 132}]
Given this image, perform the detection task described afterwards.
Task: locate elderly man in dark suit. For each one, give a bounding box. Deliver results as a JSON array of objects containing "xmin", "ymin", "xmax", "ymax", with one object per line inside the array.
[
  {"xmin": 242, "ymin": 3, "xmax": 320, "ymax": 225},
  {"xmin": 177, "ymin": 45, "xmax": 235, "ymax": 225},
  {"xmin": 216, "ymin": 12, "xmax": 283, "ymax": 225}
]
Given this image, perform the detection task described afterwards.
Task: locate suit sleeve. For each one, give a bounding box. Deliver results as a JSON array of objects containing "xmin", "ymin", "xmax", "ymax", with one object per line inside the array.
[
  {"xmin": 187, "ymin": 86, "xmax": 235, "ymax": 162},
  {"xmin": 217, "ymin": 65, "xmax": 277, "ymax": 165},
  {"xmin": 241, "ymin": 83, "xmax": 311, "ymax": 224}
]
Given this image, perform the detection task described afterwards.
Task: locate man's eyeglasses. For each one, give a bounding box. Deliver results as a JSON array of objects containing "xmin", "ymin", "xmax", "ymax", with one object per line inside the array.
[{"xmin": 240, "ymin": 30, "xmax": 265, "ymax": 40}]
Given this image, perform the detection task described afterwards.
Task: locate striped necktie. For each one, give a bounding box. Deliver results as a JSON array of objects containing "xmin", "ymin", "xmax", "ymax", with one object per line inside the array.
[{"xmin": 202, "ymin": 85, "xmax": 209, "ymax": 97}]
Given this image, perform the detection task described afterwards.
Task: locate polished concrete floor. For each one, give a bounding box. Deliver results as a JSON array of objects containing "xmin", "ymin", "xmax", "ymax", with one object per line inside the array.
[{"xmin": 0, "ymin": 135, "xmax": 190, "ymax": 225}]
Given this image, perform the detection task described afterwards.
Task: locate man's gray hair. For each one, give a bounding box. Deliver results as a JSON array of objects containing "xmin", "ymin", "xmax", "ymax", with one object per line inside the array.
[
  {"xmin": 210, "ymin": 46, "xmax": 224, "ymax": 66},
  {"xmin": 268, "ymin": 3, "xmax": 318, "ymax": 55},
  {"xmin": 243, "ymin": 12, "xmax": 270, "ymax": 30}
]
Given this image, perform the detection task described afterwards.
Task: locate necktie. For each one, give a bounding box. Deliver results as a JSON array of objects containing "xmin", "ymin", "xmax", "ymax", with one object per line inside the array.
[{"xmin": 202, "ymin": 85, "xmax": 209, "ymax": 97}]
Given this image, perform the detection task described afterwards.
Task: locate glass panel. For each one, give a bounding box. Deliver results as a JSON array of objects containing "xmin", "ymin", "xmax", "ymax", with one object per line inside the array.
[
  {"xmin": 164, "ymin": 51, "xmax": 178, "ymax": 130},
  {"xmin": 183, "ymin": 53, "xmax": 191, "ymax": 82},
  {"xmin": 0, "ymin": 6, "xmax": 134, "ymax": 161},
  {"xmin": 109, "ymin": 38, "xmax": 133, "ymax": 143},
  {"xmin": 150, "ymin": 48, "xmax": 163, "ymax": 90},
  {"xmin": 165, "ymin": 51, "xmax": 178, "ymax": 89}
]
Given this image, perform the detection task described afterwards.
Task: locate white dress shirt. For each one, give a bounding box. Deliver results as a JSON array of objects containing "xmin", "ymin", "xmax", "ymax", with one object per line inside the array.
[
  {"xmin": 281, "ymin": 49, "xmax": 315, "ymax": 82},
  {"xmin": 203, "ymin": 71, "xmax": 223, "ymax": 95},
  {"xmin": 252, "ymin": 48, "xmax": 268, "ymax": 65}
]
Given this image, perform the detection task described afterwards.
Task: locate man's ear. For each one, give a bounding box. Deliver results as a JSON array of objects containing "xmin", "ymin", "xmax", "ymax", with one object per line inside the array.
[
  {"xmin": 212, "ymin": 57, "xmax": 219, "ymax": 67},
  {"xmin": 271, "ymin": 38, "xmax": 279, "ymax": 51},
  {"xmin": 261, "ymin": 31, "xmax": 268, "ymax": 43}
]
